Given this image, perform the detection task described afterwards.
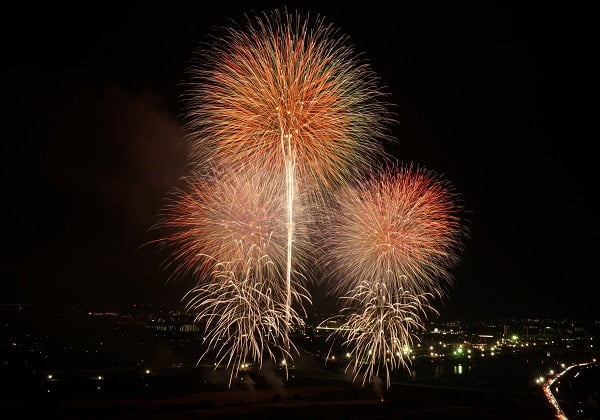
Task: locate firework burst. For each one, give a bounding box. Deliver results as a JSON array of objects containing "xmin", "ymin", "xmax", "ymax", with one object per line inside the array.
[
  {"xmin": 158, "ymin": 169, "xmax": 309, "ymax": 383},
  {"xmin": 186, "ymin": 10, "xmax": 390, "ymax": 188},
  {"xmin": 325, "ymin": 166, "xmax": 463, "ymax": 298},
  {"xmin": 322, "ymin": 166, "xmax": 464, "ymax": 387},
  {"xmin": 159, "ymin": 168, "xmax": 302, "ymax": 281}
]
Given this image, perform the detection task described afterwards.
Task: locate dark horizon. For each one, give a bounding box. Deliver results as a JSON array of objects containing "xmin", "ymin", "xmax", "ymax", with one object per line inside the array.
[{"xmin": 2, "ymin": 2, "xmax": 598, "ymax": 320}]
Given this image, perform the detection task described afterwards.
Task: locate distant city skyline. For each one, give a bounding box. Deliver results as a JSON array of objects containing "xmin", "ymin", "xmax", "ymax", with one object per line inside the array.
[{"xmin": 2, "ymin": 302, "xmax": 598, "ymax": 417}]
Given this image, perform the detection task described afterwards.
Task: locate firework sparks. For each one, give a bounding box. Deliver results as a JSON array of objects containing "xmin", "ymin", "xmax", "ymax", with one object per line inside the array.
[
  {"xmin": 184, "ymin": 252, "xmax": 307, "ymax": 386},
  {"xmin": 323, "ymin": 166, "xmax": 464, "ymax": 387},
  {"xmin": 158, "ymin": 169, "xmax": 309, "ymax": 383},
  {"xmin": 328, "ymin": 281, "xmax": 433, "ymax": 388}
]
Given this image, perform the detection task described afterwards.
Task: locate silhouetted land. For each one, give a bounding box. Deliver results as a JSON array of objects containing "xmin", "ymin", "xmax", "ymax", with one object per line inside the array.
[{"xmin": 1, "ymin": 304, "xmax": 597, "ymax": 418}]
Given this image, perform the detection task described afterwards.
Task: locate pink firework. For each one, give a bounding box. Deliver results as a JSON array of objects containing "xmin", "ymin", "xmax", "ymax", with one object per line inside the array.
[{"xmin": 325, "ymin": 166, "xmax": 464, "ymax": 298}]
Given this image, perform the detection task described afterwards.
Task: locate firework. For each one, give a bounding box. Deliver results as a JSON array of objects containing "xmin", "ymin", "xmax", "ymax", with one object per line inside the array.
[
  {"xmin": 324, "ymin": 166, "xmax": 463, "ymax": 298},
  {"xmin": 159, "ymin": 168, "xmax": 300, "ymax": 281},
  {"xmin": 185, "ymin": 10, "xmax": 390, "ymax": 336},
  {"xmin": 328, "ymin": 281, "xmax": 433, "ymax": 388},
  {"xmin": 158, "ymin": 168, "xmax": 309, "ymax": 383},
  {"xmin": 323, "ymin": 166, "xmax": 464, "ymax": 386},
  {"xmin": 186, "ymin": 10, "xmax": 389, "ymax": 188},
  {"xmin": 184, "ymin": 252, "xmax": 307, "ymax": 386},
  {"xmin": 155, "ymin": 7, "xmax": 468, "ymax": 390}
]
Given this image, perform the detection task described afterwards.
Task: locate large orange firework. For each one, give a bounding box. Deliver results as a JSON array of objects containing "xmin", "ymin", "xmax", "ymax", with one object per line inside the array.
[
  {"xmin": 324, "ymin": 166, "xmax": 464, "ymax": 298},
  {"xmin": 185, "ymin": 10, "xmax": 390, "ymax": 337},
  {"xmin": 186, "ymin": 10, "xmax": 390, "ymax": 188}
]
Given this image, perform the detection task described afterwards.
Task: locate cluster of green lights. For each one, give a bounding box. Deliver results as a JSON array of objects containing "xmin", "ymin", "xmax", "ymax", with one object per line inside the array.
[{"xmin": 452, "ymin": 346, "xmax": 464, "ymax": 356}]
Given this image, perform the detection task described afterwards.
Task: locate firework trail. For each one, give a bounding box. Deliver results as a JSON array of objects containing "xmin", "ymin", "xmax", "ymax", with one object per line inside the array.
[
  {"xmin": 159, "ymin": 169, "xmax": 309, "ymax": 384},
  {"xmin": 185, "ymin": 10, "xmax": 390, "ymax": 333},
  {"xmin": 323, "ymin": 166, "xmax": 463, "ymax": 387}
]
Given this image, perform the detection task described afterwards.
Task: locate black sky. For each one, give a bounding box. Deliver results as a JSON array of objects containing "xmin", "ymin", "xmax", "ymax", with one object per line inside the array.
[{"xmin": 2, "ymin": 2, "xmax": 598, "ymax": 319}]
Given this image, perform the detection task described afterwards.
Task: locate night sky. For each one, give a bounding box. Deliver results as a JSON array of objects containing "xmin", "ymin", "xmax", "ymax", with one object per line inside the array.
[{"xmin": 3, "ymin": 2, "xmax": 598, "ymax": 319}]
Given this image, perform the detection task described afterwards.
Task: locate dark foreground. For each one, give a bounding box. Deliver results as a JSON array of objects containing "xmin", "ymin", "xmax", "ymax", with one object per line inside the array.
[
  {"xmin": 3, "ymin": 306, "xmax": 597, "ymax": 418},
  {"xmin": 2, "ymin": 377, "xmax": 554, "ymax": 419}
]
